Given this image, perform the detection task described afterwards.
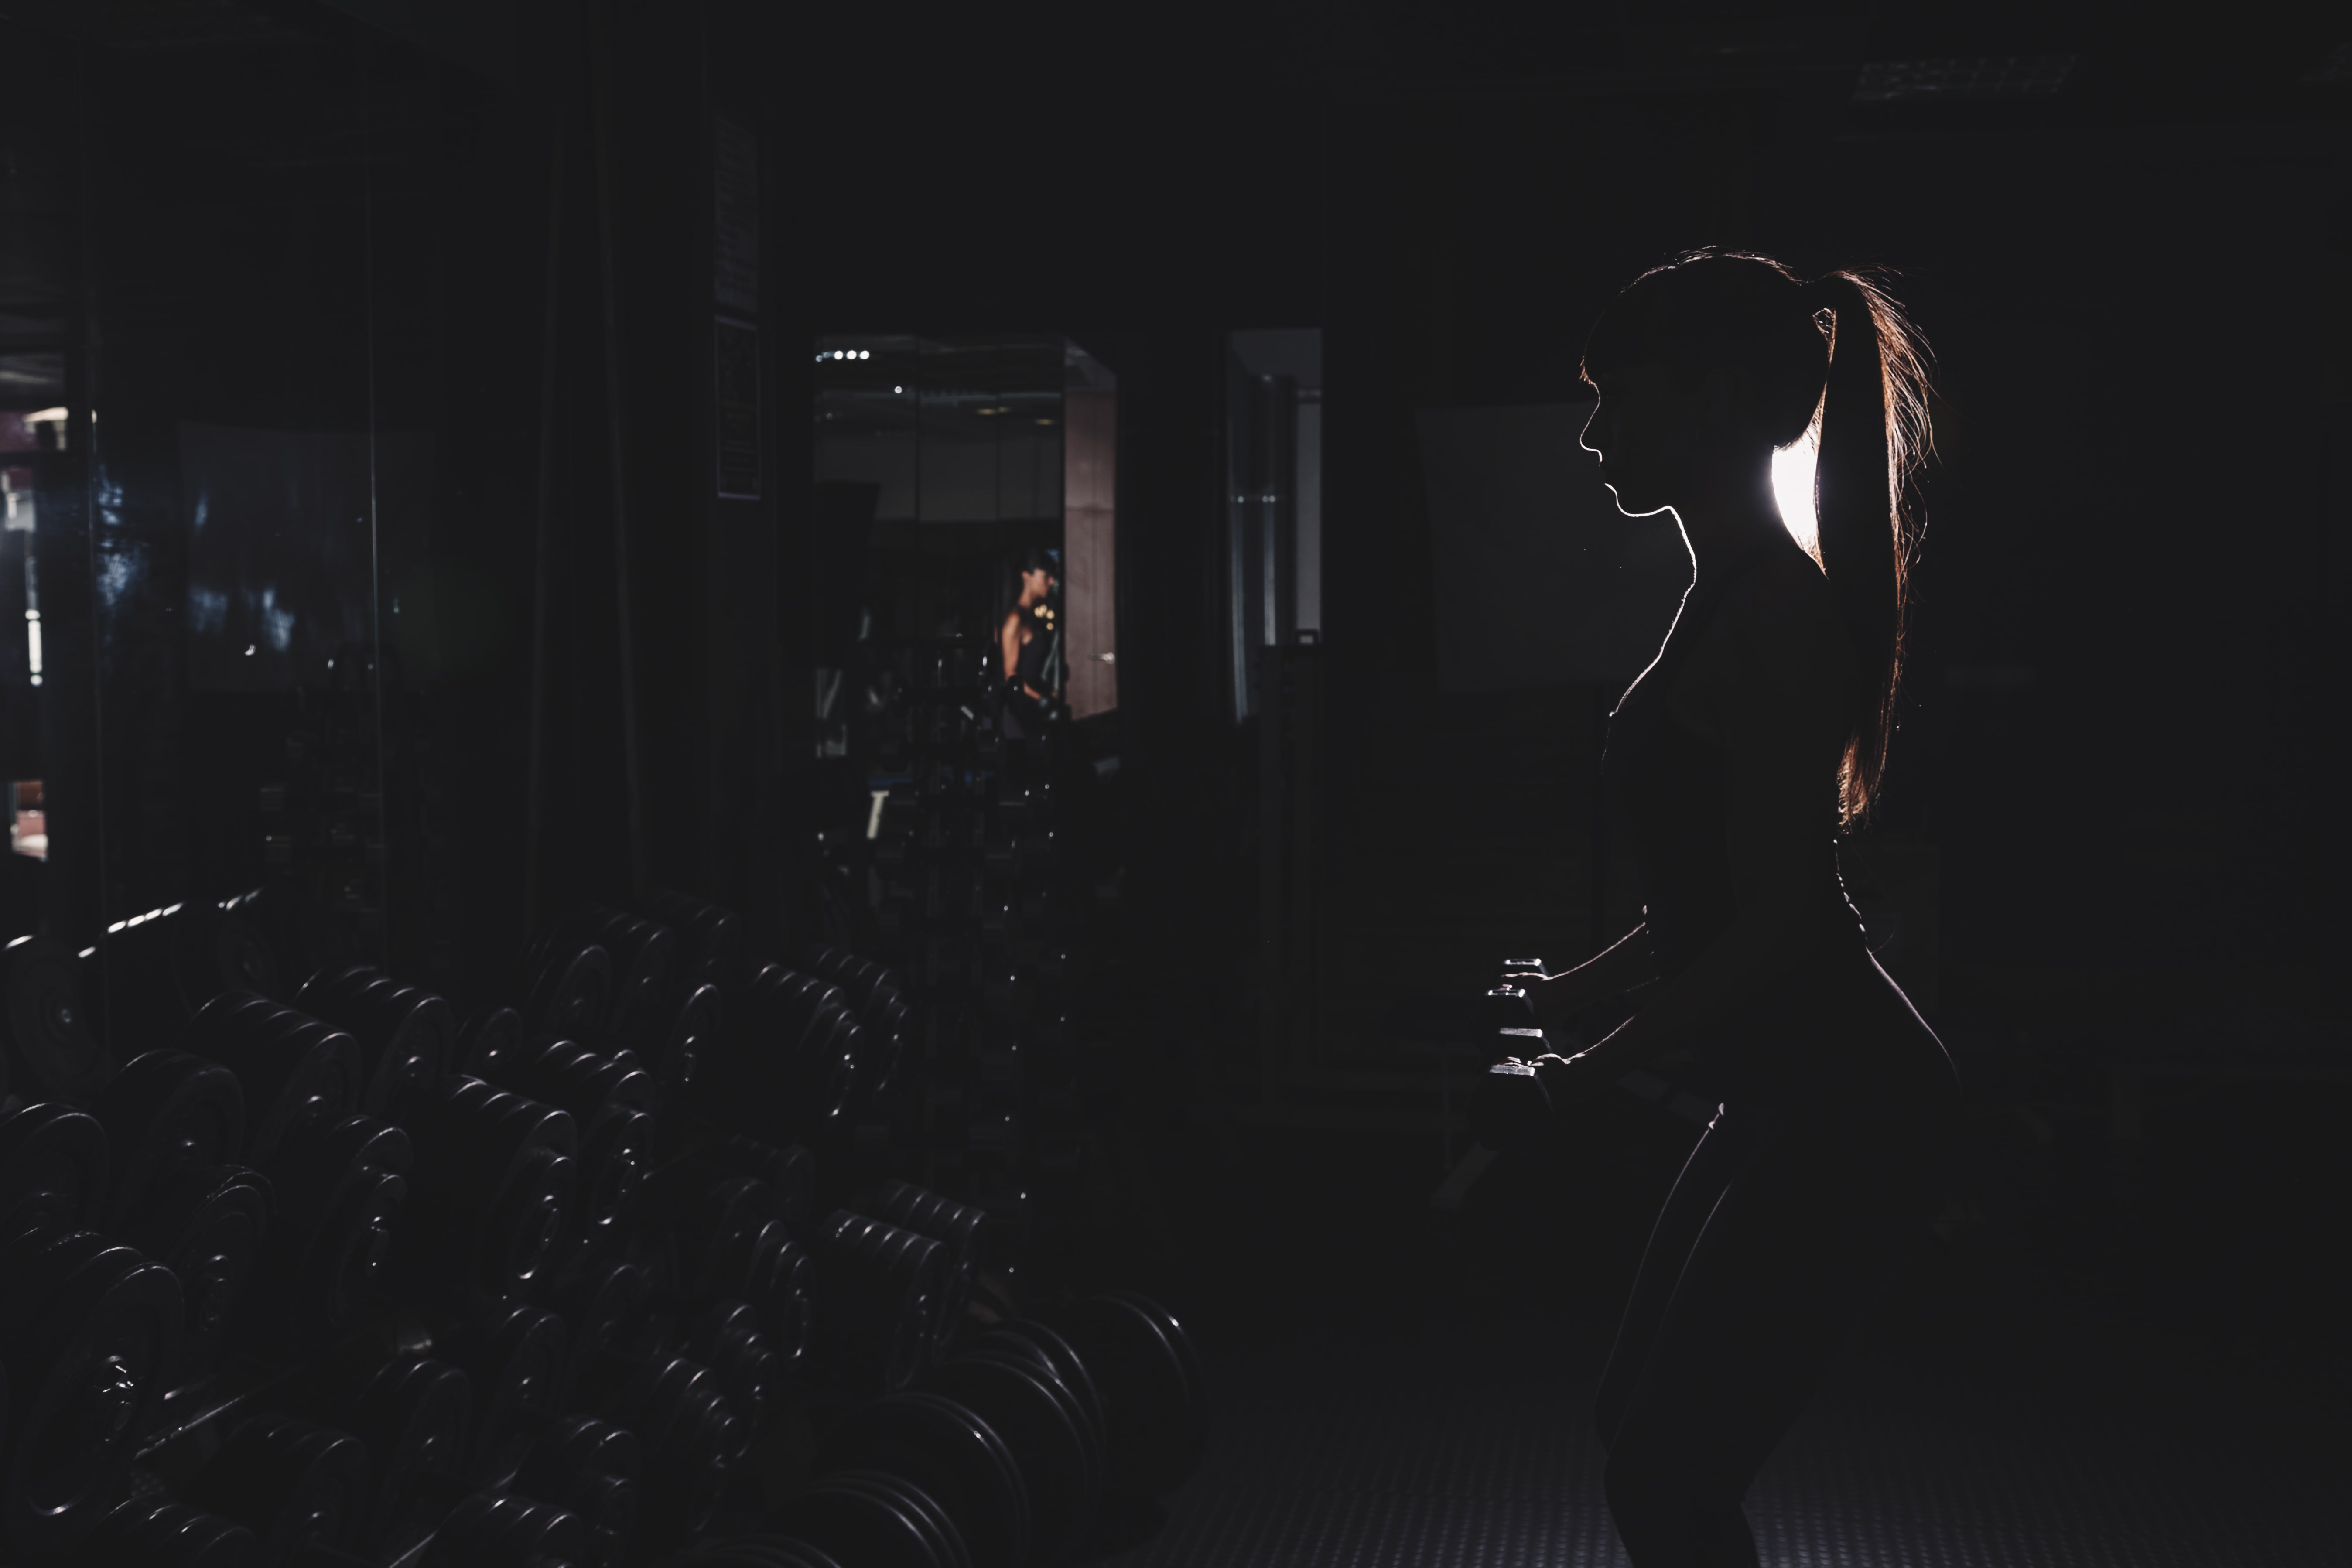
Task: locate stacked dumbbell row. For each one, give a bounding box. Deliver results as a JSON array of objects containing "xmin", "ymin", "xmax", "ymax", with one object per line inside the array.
[
  {"xmin": 0, "ymin": 886, "xmax": 1198, "ymax": 1565},
  {"xmin": 862, "ymin": 635, "xmax": 1091, "ymax": 1213}
]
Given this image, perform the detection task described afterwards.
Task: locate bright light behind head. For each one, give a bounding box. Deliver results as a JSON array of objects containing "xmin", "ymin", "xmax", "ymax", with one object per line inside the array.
[{"xmin": 1772, "ymin": 430, "xmax": 1820, "ymax": 560}]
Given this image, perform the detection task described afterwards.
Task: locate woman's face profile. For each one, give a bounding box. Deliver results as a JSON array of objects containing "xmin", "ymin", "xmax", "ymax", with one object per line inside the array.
[
  {"xmin": 1022, "ymin": 567, "xmax": 1055, "ymax": 599},
  {"xmin": 1581, "ymin": 358, "xmax": 1692, "ymax": 519}
]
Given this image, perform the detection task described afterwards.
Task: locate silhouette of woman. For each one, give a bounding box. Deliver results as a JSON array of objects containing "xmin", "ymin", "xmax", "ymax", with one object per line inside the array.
[
  {"xmin": 997, "ymin": 547, "xmax": 1060, "ymax": 740},
  {"xmin": 1505, "ymin": 251, "xmax": 1959, "ymax": 1567}
]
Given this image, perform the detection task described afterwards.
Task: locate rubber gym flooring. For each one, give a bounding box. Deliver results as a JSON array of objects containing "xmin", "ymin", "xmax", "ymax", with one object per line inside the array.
[{"xmin": 1083, "ymin": 1125, "xmax": 2352, "ymax": 1568}]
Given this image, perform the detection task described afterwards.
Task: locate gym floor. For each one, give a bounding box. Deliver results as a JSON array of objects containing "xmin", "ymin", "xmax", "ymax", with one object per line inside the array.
[{"xmin": 1079, "ymin": 1111, "xmax": 2352, "ymax": 1568}]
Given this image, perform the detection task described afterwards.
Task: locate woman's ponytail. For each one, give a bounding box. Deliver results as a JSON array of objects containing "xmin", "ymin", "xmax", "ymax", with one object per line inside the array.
[{"xmin": 1807, "ymin": 270, "xmax": 1932, "ymax": 826}]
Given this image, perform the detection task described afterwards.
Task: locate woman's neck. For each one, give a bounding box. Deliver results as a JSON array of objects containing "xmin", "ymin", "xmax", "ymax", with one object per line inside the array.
[{"xmin": 1672, "ymin": 461, "xmax": 1788, "ymax": 581}]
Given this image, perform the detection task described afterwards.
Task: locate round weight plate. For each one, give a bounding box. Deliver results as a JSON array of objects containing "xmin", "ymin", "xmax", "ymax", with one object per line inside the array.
[
  {"xmin": 185, "ymin": 994, "xmax": 362, "ymax": 1170},
  {"xmin": 361, "ymin": 1003, "xmax": 450, "ymax": 1120},
  {"xmin": 443, "ymin": 1306, "xmax": 568, "ymax": 1487},
  {"xmin": 971, "ymin": 1323, "xmax": 1104, "ymax": 1466},
  {"xmin": 423, "ymin": 1491, "xmax": 587, "ymax": 1568},
  {"xmin": 460, "ymin": 1008, "xmax": 527, "ymax": 1079},
  {"xmin": 777, "ymin": 1467, "xmax": 969, "ymax": 1568},
  {"xmin": 923, "ymin": 1354, "xmax": 1091, "ymax": 1566},
  {"xmin": 0, "ymin": 1231, "xmax": 185, "ymax": 1558},
  {"xmin": 526, "ymin": 944, "xmax": 612, "ymax": 1041},
  {"xmin": 91, "ymin": 1050, "xmax": 244, "ymax": 1229},
  {"xmin": 349, "ymin": 1357, "xmax": 472, "ymax": 1552},
  {"xmin": 571, "ymin": 1107, "xmax": 648, "ymax": 1254},
  {"xmin": 1033, "ymin": 1295, "xmax": 1203, "ymax": 1498},
  {"xmin": 552, "ymin": 1262, "xmax": 650, "ymax": 1406},
  {"xmin": 0, "ymin": 1103, "xmax": 109, "ymax": 1242},
  {"xmin": 475, "ymin": 1144, "xmax": 573, "ymax": 1301},
  {"xmin": 832, "ymin": 1390, "xmax": 1028, "ymax": 1568},
  {"xmin": 611, "ymin": 1357, "xmax": 737, "ymax": 1541},
  {"xmin": 78, "ymin": 1498, "xmax": 258, "ymax": 1567},
  {"xmin": 1100, "ymin": 1290, "xmax": 1207, "ymax": 1411},
  {"xmin": 516, "ymin": 1414, "xmax": 639, "ymax": 1568},
  {"xmin": 307, "ymin": 1170, "xmax": 406, "ymax": 1337},
  {"xmin": 137, "ymin": 1165, "xmax": 271, "ymax": 1382},
  {"xmin": 3, "ymin": 936, "xmax": 109, "ymax": 1100}
]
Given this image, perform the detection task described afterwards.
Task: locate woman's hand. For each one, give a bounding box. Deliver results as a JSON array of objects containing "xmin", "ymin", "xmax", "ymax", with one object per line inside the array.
[
  {"xmin": 1495, "ymin": 967, "xmax": 1603, "ymax": 1035},
  {"xmin": 1498, "ymin": 925, "xmax": 1659, "ymax": 1038}
]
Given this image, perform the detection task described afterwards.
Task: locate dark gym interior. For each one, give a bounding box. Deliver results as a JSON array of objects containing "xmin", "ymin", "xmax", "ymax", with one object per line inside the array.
[{"xmin": 0, "ymin": 2, "xmax": 2346, "ymax": 1565}]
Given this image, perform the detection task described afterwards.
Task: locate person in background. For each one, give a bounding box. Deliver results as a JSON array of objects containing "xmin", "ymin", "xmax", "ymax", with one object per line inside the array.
[{"xmin": 997, "ymin": 547, "xmax": 1060, "ymax": 739}]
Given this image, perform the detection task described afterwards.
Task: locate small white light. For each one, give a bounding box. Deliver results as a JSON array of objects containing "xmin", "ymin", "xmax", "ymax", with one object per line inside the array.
[{"xmin": 894, "ymin": 386, "xmax": 903, "ymax": 394}]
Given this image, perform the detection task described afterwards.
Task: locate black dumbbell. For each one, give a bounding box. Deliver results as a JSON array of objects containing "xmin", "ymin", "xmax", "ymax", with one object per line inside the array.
[
  {"xmin": 0, "ymin": 1227, "xmax": 184, "ymax": 1557},
  {"xmin": 514, "ymin": 1414, "xmax": 639, "ymax": 1568},
  {"xmin": 805, "ymin": 1210, "xmax": 947, "ymax": 1397},
  {"xmin": 965, "ymin": 1324, "xmax": 1105, "ymax": 1477},
  {"xmin": 127, "ymin": 1162, "xmax": 272, "ymax": 1382},
  {"xmin": 458, "ymin": 1006, "xmax": 529, "ymax": 1081},
  {"xmin": 768, "ymin": 1469, "xmax": 970, "ymax": 1568},
  {"xmin": 516, "ymin": 939, "xmax": 612, "ymax": 1044},
  {"xmin": 803, "ymin": 946, "xmax": 904, "ymax": 1016},
  {"xmin": 651, "ymin": 983, "xmax": 724, "ymax": 1109},
  {"xmin": 630, "ymin": 888, "xmax": 743, "ymax": 992},
  {"xmin": 487, "ymin": 1038, "xmax": 652, "ymax": 1257},
  {"xmin": 1, "ymin": 934, "xmax": 110, "ymax": 1100},
  {"xmin": 645, "ymin": 1170, "xmax": 814, "ymax": 1363},
  {"xmin": 181, "ymin": 994, "xmax": 361, "ymax": 1169},
  {"xmin": 398, "ymin": 1076, "xmax": 577, "ymax": 1314},
  {"xmin": 0, "ymin": 1100, "xmax": 109, "ymax": 1242},
  {"xmin": 684, "ymin": 1299, "xmax": 783, "ymax": 1444},
  {"xmin": 69, "ymin": 1498, "xmax": 258, "ymax": 1567},
  {"xmin": 573, "ymin": 1343, "xmax": 742, "ymax": 1545},
  {"xmin": 293, "ymin": 966, "xmax": 452, "ymax": 1121},
  {"xmin": 281, "ymin": 1353, "xmax": 472, "ymax": 1557},
  {"xmin": 861, "ymin": 1182, "xmax": 987, "ymax": 1345},
  {"xmin": 918, "ymin": 1350, "xmax": 1094, "ymax": 1567},
  {"xmin": 90, "ymin": 1050, "xmax": 245, "ymax": 1232},
  {"xmin": 1026, "ymin": 1293, "xmax": 1204, "ymax": 1500},
  {"xmin": 827, "ymin": 1391, "xmax": 1028, "ymax": 1568},
  {"xmin": 420, "ymin": 1491, "xmax": 587, "ymax": 1568},
  {"xmin": 433, "ymin": 1305, "xmax": 569, "ymax": 1487},
  {"xmin": 242, "ymin": 1116, "xmax": 409, "ymax": 1353},
  {"xmin": 727, "ymin": 968, "xmax": 866, "ymax": 1142},
  {"xmin": 181, "ymin": 1414, "xmax": 370, "ymax": 1568},
  {"xmin": 550, "ymin": 1259, "xmax": 653, "ymax": 1406},
  {"xmin": 570, "ymin": 907, "xmax": 681, "ymax": 1051}
]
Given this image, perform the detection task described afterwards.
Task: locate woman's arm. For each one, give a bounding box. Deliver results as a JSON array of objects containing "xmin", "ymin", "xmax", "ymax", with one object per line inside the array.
[
  {"xmin": 1560, "ymin": 561, "xmax": 1853, "ymax": 1080},
  {"xmin": 1000, "ymin": 612, "xmax": 1025, "ymax": 681},
  {"xmin": 1506, "ymin": 924, "xmax": 1658, "ymax": 1030}
]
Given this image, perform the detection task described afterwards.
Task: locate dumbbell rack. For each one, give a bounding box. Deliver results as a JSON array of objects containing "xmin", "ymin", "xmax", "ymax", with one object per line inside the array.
[
  {"xmin": 0, "ymin": 882, "xmax": 1199, "ymax": 1568},
  {"xmin": 862, "ymin": 640, "xmax": 1091, "ymax": 1252}
]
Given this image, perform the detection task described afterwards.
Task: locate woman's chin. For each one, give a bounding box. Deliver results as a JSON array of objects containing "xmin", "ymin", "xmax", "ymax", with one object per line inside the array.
[{"xmin": 1605, "ymin": 482, "xmax": 1662, "ymax": 519}]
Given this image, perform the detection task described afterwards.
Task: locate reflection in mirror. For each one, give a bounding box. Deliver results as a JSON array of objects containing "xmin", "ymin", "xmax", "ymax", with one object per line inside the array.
[
  {"xmin": 813, "ymin": 332, "xmax": 1117, "ymax": 757},
  {"xmin": 809, "ymin": 333, "xmax": 1116, "ymax": 948}
]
